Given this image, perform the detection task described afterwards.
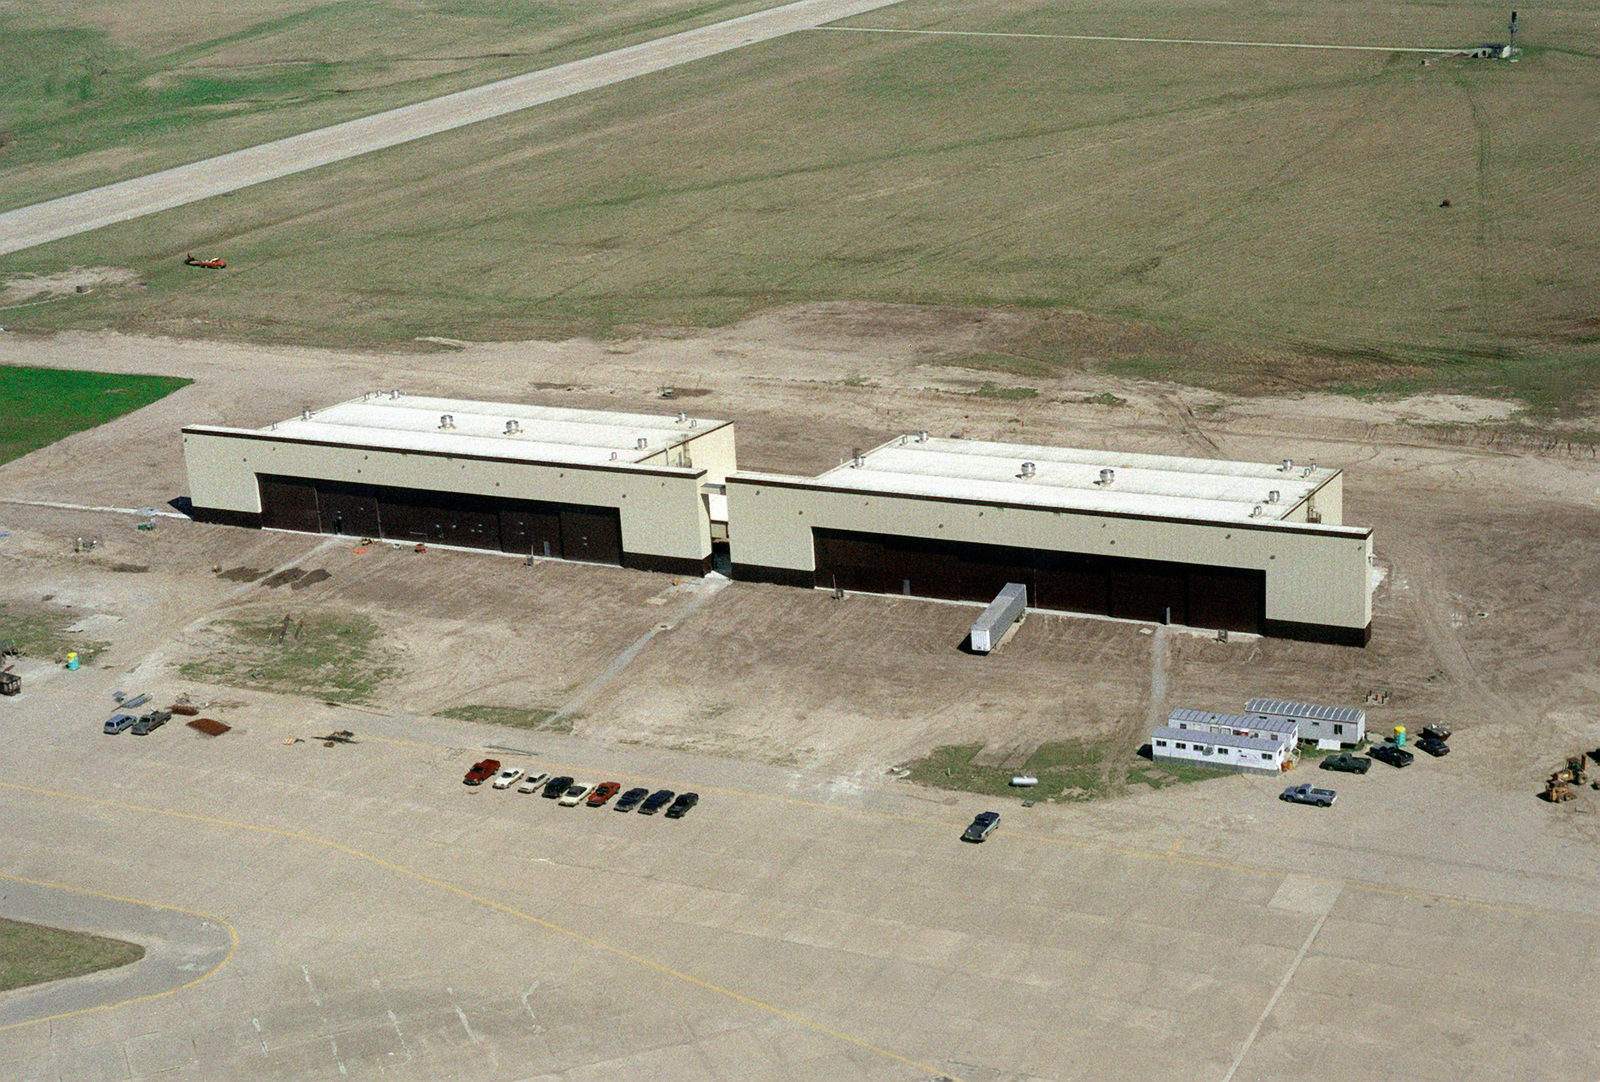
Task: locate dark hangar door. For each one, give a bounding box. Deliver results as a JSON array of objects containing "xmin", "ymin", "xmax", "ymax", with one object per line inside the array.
[
  {"xmin": 1186, "ymin": 566, "xmax": 1265, "ymax": 633},
  {"xmin": 258, "ymin": 475, "xmax": 321, "ymax": 533},
  {"xmin": 559, "ymin": 507, "xmax": 623, "ymax": 565},
  {"xmin": 500, "ymin": 504, "xmax": 562, "ymax": 558},
  {"xmin": 1034, "ymin": 551, "xmax": 1111, "ymax": 616},
  {"xmin": 317, "ymin": 481, "xmax": 381, "ymax": 537},
  {"xmin": 814, "ymin": 529, "xmax": 887, "ymax": 594},
  {"xmin": 1108, "ymin": 563, "xmax": 1188, "ymax": 626},
  {"xmin": 884, "ymin": 537, "xmax": 961, "ymax": 599}
]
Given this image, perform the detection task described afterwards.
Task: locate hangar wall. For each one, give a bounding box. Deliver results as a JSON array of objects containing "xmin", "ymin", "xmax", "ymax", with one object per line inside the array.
[
  {"xmin": 725, "ymin": 474, "xmax": 1372, "ymax": 643},
  {"xmin": 182, "ymin": 427, "xmax": 712, "ymax": 573}
]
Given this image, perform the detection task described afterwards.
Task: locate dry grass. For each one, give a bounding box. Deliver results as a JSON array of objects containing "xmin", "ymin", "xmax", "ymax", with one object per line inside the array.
[{"xmin": 4, "ymin": 0, "xmax": 1598, "ymax": 403}]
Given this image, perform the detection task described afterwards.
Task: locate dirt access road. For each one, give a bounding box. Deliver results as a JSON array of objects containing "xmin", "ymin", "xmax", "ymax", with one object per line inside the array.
[{"xmin": 0, "ymin": 0, "xmax": 904, "ymax": 257}]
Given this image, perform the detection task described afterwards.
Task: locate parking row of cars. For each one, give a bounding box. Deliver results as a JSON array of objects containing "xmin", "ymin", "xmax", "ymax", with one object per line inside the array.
[
  {"xmin": 464, "ymin": 760, "xmax": 699, "ymax": 818},
  {"xmin": 1292, "ymin": 725, "xmax": 1456, "ymax": 807},
  {"xmin": 103, "ymin": 709, "xmax": 171, "ymax": 736}
]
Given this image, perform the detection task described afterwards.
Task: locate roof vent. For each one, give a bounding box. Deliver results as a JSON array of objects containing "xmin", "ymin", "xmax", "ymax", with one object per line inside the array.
[
  {"xmin": 610, "ymin": 452, "xmax": 618, "ymax": 461},
  {"xmin": 1020, "ymin": 461, "xmax": 1036, "ymax": 478},
  {"xmin": 916, "ymin": 430, "xmax": 929, "ymax": 443},
  {"xmin": 389, "ymin": 389, "xmax": 401, "ymax": 399},
  {"xmin": 1267, "ymin": 489, "xmax": 1280, "ymax": 504},
  {"xmin": 504, "ymin": 419, "xmax": 521, "ymax": 435},
  {"xmin": 1250, "ymin": 504, "xmax": 1264, "ymax": 517},
  {"xmin": 689, "ymin": 419, "xmax": 697, "ymax": 428},
  {"xmin": 1302, "ymin": 464, "xmax": 1313, "ymax": 477},
  {"xmin": 850, "ymin": 447, "xmax": 865, "ymax": 468},
  {"xmin": 439, "ymin": 414, "xmax": 455, "ymax": 429},
  {"xmin": 636, "ymin": 437, "xmax": 648, "ymax": 450},
  {"xmin": 301, "ymin": 409, "xmax": 312, "ymax": 421},
  {"xmin": 1098, "ymin": 468, "xmax": 1115, "ymax": 486},
  {"xmin": 676, "ymin": 411, "xmax": 687, "ymax": 423},
  {"xmin": 1281, "ymin": 458, "xmax": 1293, "ymax": 472}
]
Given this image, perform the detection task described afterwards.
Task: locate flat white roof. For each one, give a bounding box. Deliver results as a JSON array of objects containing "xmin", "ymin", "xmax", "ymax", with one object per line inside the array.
[
  {"xmin": 211, "ymin": 393, "xmax": 729, "ymax": 469},
  {"xmin": 789, "ymin": 436, "xmax": 1339, "ymax": 524}
]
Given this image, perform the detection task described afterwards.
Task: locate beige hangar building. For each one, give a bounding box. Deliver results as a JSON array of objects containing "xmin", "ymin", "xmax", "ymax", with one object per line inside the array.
[
  {"xmin": 727, "ymin": 435, "xmax": 1373, "ymax": 645},
  {"xmin": 182, "ymin": 393, "xmax": 734, "ymax": 576},
  {"xmin": 182, "ymin": 397, "xmax": 1374, "ymax": 645}
]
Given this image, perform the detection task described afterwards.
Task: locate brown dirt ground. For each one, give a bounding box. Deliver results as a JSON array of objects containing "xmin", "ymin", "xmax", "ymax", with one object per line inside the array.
[{"xmin": 1, "ymin": 307, "xmax": 1597, "ymax": 796}]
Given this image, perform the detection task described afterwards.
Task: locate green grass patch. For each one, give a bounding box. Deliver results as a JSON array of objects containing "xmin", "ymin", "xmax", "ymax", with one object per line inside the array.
[
  {"xmin": 1076, "ymin": 391, "xmax": 1129, "ymax": 408},
  {"xmin": 434, "ymin": 704, "xmax": 570, "ymax": 732},
  {"xmin": 0, "ymin": 604, "xmax": 109, "ymax": 665},
  {"xmin": 973, "ymin": 382, "xmax": 1038, "ymax": 400},
  {"xmin": 178, "ymin": 613, "xmax": 398, "ymax": 704},
  {"xmin": 0, "ymin": 918, "xmax": 144, "ymax": 992},
  {"xmin": 0, "ymin": 365, "xmax": 190, "ymax": 466},
  {"xmin": 930, "ymin": 352, "xmax": 1057, "ymax": 378},
  {"xmin": 902, "ymin": 739, "xmax": 1218, "ymax": 803}
]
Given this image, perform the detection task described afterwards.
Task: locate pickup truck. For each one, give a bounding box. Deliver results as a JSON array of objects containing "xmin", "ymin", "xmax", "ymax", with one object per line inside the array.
[
  {"xmin": 132, "ymin": 710, "xmax": 172, "ymax": 735},
  {"xmin": 1280, "ymin": 783, "xmax": 1337, "ymax": 807},
  {"xmin": 462, "ymin": 758, "xmax": 501, "ymax": 785},
  {"xmin": 1319, "ymin": 752, "xmax": 1370, "ymax": 774}
]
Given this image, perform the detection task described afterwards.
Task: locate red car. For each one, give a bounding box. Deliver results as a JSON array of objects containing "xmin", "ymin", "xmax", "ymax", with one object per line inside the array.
[
  {"xmin": 463, "ymin": 758, "xmax": 501, "ymax": 785},
  {"xmin": 586, "ymin": 781, "xmax": 621, "ymax": 807}
]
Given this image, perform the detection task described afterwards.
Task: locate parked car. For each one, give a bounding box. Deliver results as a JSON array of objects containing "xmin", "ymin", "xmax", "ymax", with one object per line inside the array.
[
  {"xmin": 541, "ymin": 775, "xmax": 575, "ymax": 798},
  {"xmin": 558, "ymin": 783, "xmax": 595, "ymax": 807},
  {"xmin": 516, "ymin": 771, "xmax": 552, "ymax": 794},
  {"xmin": 1319, "ymin": 753, "xmax": 1370, "ymax": 775},
  {"xmin": 491, "ymin": 767, "xmax": 525, "ymax": 790},
  {"xmin": 131, "ymin": 710, "xmax": 171, "ymax": 735},
  {"xmin": 1280, "ymin": 783, "xmax": 1337, "ymax": 807},
  {"xmin": 614, "ymin": 787, "xmax": 649, "ymax": 812},
  {"xmin": 961, "ymin": 811, "xmax": 1001, "ymax": 842},
  {"xmin": 1371, "ymin": 743, "xmax": 1414, "ymax": 768},
  {"xmin": 664, "ymin": 792, "xmax": 699, "ymax": 819},
  {"xmin": 103, "ymin": 713, "xmax": 135, "ymax": 735},
  {"xmin": 463, "ymin": 759, "xmax": 501, "ymax": 785},
  {"xmin": 587, "ymin": 781, "xmax": 621, "ymax": 807},
  {"xmin": 1421, "ymin": 724, "xmax": 1453, "ymax": 743},
  {"xmin": 638, "ymin": 789, "xmax": 676, "ymax": 815},
  {"xmin": 1416, "ymin": 736, "xmax": 1451, "ymax": 757}
]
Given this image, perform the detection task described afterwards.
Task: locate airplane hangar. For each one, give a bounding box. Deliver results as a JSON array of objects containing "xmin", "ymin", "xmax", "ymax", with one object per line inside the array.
[{"xmin": 183, "ymin": 397, "xmax": 1373, "ymax": 645}]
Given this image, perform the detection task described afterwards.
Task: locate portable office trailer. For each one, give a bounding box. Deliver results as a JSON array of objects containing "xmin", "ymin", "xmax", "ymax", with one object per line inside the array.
[
  {"xmin": 1245, "ymin": 698, "xmax": 1366, "ymax": 749},
  {"xmin": 1149, "ymin": 726, "xmax": 1288, "ymax": 775},
  {"xmin": 1166, "ymin": 708, "xmax": 1299, "ymax": 746},
  {"xmin": 969, "ymin": 582, "xmax": 1027, "ymax": 653}
]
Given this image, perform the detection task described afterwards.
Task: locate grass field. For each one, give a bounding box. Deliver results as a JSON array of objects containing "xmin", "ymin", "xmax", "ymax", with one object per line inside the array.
[
  {"xmin": 3, "ymin": 0, "xmax": 1597, "ymax": 408},
  {"xmin": 434, "ymin": 703, "xmax": 571, "ymax": 732},
  {"xmin": 0, "ymin": 365, "xmax": 191, "ymax": 466},
  {"xmin": 0, "ymin": 603, "xmax": 111, "ymax": 666},
  {"xmin": 903, "ymin": 739, "xmax": 1218, "ymax": 802},
  {"xmin": 0, "ymin": 918, "xmax": 145, "ymax": 992},
  {"xmin": 0, "ymin": 1, "xmax": 775, "ymax": 212},
  {"xmin": 178, "ymin": 613, "xmax": 399, "ymax": 704}
]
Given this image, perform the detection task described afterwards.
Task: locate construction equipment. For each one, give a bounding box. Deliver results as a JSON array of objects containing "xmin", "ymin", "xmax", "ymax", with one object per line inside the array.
[
  {"xmin": 0, "ymin": 670, "xmax": 20, "ymax": 696},
  {"xmin": 1545, "ymin": 771, "xmax": 1576, "ymax": 803},
  {"xmin": 183, "ymin": 252, "xmax": 226, "ymax": 269},
  {"xmin": 1566, "ymin": 755, "xmax": 1587, "ymax": 785}
]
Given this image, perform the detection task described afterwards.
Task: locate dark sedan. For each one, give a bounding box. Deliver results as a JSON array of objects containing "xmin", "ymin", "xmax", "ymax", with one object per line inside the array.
[
  {"xmin": 614, "ymin": 787, "xmax": 649, "ymax": 812},
  {"xmin": 664, "ymin": 792, "xmax": 699, "ymax": 819},
  {"xmin": 638, "ymin": 789, "xmax": 675, "ymax": 815},
  {"xmin": 541, "ymin": 775, "xmax": 575, "ymax": 798},
  {"xmin": 1416, "ymin": 736, "xmax": 1451, "ymax": 757}
]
